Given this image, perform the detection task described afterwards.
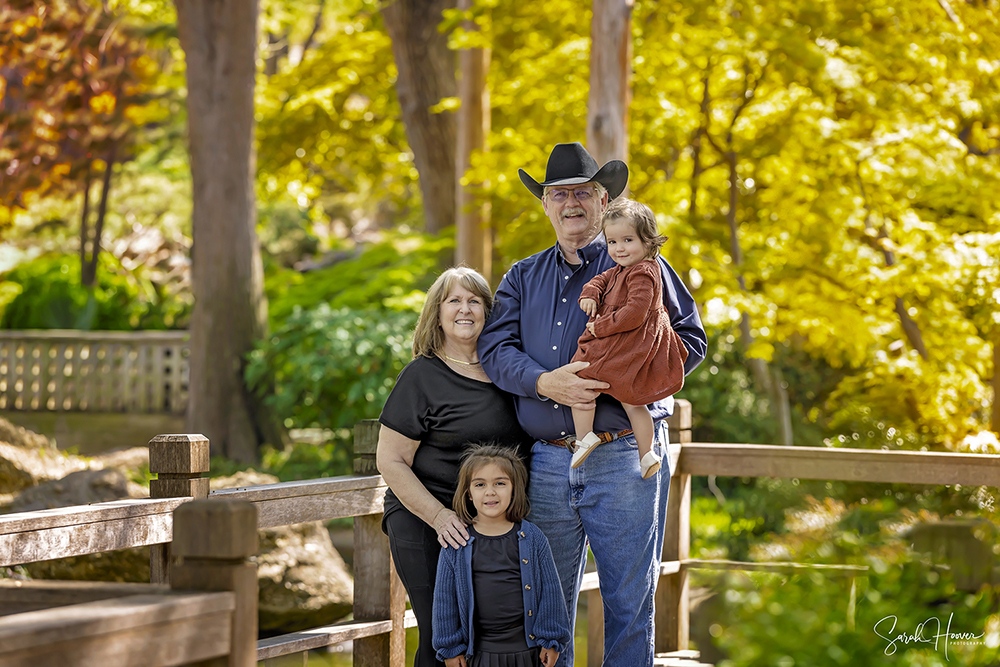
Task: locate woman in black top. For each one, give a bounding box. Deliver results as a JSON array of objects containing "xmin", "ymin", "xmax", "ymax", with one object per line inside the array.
[{"xmin": 377, "ymin": 266, "xmax": 530, "ymax": 667}]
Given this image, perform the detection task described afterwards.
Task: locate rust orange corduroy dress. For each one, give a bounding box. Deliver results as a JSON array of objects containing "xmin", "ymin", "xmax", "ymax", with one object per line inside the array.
[{"xmin": 572, "ymin": 259, "xmax": 688, "ymax": 405}]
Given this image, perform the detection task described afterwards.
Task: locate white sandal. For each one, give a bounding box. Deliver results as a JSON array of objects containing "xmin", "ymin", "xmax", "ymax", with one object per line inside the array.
[
  {"xmin": 570, "ymin": 432, "xmax": 602, "ymax": 469},
  {"xmin": 640, "ymin": 451, "xmax": 661, "ymax": 479}
]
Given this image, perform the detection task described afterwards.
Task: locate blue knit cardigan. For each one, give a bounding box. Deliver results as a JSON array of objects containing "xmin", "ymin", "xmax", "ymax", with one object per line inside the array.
[{"xmin": 431, "ymin": 520, "xmax": 572, "ymax": 661}]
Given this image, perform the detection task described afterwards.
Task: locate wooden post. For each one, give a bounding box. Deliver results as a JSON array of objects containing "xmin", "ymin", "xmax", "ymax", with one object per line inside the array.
[
  {"xmin": 587, "ymin": 0, "xmax": 633, "ymax": 173},
  {"xmin": 354, "ymin": 420, "xmax": 381, "ymax": 476},
  {"xmin": 658, "ymin": 400, "xmax": 692, "ymax": 652},
  {"xmin": 353, "ymin": 420, "xmax": 406, "ymax": 667},
  {"xmin": 170, "ymin": 498, "xmax": 258, "ymax": 667},
  {"xmin": 148, "ymin": 434, "xmax": 211, "ymax": 584},
  {"xmin": 587, "ymin": 587, "xmax": 604, "ymax": 667}
]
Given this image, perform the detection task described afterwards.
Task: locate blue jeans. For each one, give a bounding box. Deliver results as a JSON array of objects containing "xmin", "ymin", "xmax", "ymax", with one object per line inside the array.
[{"xmin": 528, "ymin": 421, "xmax": 669, "ymax": 667}]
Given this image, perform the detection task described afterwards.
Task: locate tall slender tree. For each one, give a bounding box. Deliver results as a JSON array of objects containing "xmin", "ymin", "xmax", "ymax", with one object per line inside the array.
[{"xmin": 175, "ymin": 0, "xmax": 282, "ymax": 461}]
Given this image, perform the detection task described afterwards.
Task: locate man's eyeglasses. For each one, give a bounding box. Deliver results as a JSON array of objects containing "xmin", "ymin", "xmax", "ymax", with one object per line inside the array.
[{"xmin": 546, "ymin": 187, "xmax": 596, "ymax": 203}]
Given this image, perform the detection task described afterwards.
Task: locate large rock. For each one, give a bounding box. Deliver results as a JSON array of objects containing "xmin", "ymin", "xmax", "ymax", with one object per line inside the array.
[
  {"xmin": 0, "ymin": 415, "xmax": 52, "ymax": 449},
  {"xmin": 4, "ymin": 469, "xmax": 147, "ymax": 513},
  {"xmin": 5, "ymin": 469, "xmax": 150, "ymax": 582},
  {"xmin": 211, "ymin": 471, "xmax": 354, "ymax": 634},
  {"xmin": 0, "ymin": 441, "xmax": 89, "ymax": 496}
]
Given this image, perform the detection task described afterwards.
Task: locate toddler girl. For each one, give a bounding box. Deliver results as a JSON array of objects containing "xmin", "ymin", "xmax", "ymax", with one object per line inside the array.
[
  {"xmin": 569, "ymin": 198, "xmax": 689, "ymax": 479},
  {"xmin": 432, "ymin": 444, "xmax": 571, "ymax": 667}
]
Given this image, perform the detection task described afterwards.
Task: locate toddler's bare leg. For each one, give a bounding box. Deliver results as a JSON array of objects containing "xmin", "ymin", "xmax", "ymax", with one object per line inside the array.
[
  {"xmin": 572, "ymin": 407, "xmax": 596, "ymax": 442},
  {"xmin": 622, "ymin": 403, "xmax": 654, "ymax": 458}
]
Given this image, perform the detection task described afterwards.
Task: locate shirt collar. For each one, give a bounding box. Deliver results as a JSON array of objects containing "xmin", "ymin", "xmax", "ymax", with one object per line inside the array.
[{"xmin": 554, "ymin": 234, "xmax": 607, "ymax": 268}]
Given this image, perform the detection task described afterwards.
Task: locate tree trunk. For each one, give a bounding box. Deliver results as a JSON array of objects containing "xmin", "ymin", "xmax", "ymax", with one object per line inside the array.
[
  {"xmin": 454, "ymin": 0, "xmax": 490, "ymax": 276},
  {"xmin": 79, "ymin": 162, "xmax": 92, "ymax": 277},
  {"xmin": 587, "ymin": 0, "xmax": 632, "ymax": 171},
  {"xmin": 81, "ymin": 142, "xmax": 116, "ymax": 288},
  {"xmin": 175, "ymin": 0, "xmax": 274, "ymax": 462},
  {"xmin": 382, "ymin": 0, "xmax": 457, "ymax": 234}
]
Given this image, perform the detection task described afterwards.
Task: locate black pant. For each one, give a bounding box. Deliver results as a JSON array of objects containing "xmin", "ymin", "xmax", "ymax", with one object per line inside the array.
[{"xmin": 384, "ymin": 508, "xmax": 446, "ymax": 667}]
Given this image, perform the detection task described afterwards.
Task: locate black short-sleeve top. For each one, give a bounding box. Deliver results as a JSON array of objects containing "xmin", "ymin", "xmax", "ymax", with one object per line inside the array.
[{"xmin": 378, "ymin": 355, "xmax": 530, "ymax": 522}]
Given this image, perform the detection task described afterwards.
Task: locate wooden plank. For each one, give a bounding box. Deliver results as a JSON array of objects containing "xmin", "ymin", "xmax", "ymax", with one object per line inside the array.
[
  {"xmin": 216, "ymin": 485, "xmax": 387, "ymax": 528},
  {"xmin": 0, "ymin": 513, "xmax": 173, "ymax": 566},
  {"xmin": 150, "ymin": 344, "xmax": 166, "ymax": 412},
  {"xmin": 256, "ymin": 613, "xmax": 420, "ymax": 661},
  {"xmin": 0, "ymin": 497, "xmax": 187, "ymax": 535},
  {"xmin": 678, "ymin": 444, "xmax": 1000, "ymax": 486},
  {"xmin": 211, "ymin": 475, "xmax": 386, "ymax": 502},
  {"xmin": 0, "ymin": 591, "xmax": 233, "ymax": 652},
  {"xmin": 658, "ymin": 471, "xmax": 691, "ymax": 653},
  {"xmin": 0, "ymin": 581, "xmax": 168, "ymax": 617},
  {"xmin": 28, "ymin": 342, "xmax": 41, "ymax": 410},
  {"xmin": 353, "ymin": 513, "xmax": 405, "ymax": 667},
  {"xmin": 682, "ymin": 559, "xmax": 868, "ymax": 577},
  {"xmin": 136, "ymin": 344, "xmax": 150, "ymax": 412},
  {"xmin": 0, "ymin": 330, "xmax": 190, "ymax": 343}
]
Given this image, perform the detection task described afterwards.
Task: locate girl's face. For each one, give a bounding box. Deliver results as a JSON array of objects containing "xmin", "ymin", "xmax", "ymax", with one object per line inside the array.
[
  {"xmin": 604, "ymin": 218, "xmax": 647, "ymax": 268},
  {"xmin": 468, "ymin": 462, "xmax": 513, "ymax": 522}
]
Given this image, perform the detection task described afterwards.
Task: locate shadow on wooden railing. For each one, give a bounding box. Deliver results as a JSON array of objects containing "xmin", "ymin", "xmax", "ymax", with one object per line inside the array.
[{"xmin": 2, "ymin": 399, "xmax": 1000, "ymax": 666}]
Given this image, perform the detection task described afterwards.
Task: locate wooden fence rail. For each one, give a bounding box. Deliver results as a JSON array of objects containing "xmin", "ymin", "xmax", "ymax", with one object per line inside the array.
[
  {"xmin": 0, "ymin": 330, "xmax": 189, "ymax": 414},
  {"xmin": 0, "ymin": 498, "xmax": 257, "ymax": 667},
  {"xmin": 2, "ymin": 399, "xmax": 1000, "ymax": 666}
]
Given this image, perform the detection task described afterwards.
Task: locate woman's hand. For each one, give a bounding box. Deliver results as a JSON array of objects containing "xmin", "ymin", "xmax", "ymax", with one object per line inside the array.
[
  {"xmin": 579, "ymin": 298, "xmax": 598, "ymax": 316},
  {"xmin": 433, "ymin": 508, "xmax": 470, "ymax": 549},
  {"xmin": 540, "ymin": 647, "xmax": 559, "ymax": 667},
  {"xmin": 445, "ymin": 655, "xmax": 467, "ymax": 667}
]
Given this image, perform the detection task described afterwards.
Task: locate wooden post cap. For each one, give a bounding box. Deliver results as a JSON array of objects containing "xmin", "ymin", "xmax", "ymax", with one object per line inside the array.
[
  {"xmin": 149, "ymin": 434, "xmax": 211, "ymax": 474},
  {"xmin": 172, "ymin": 499, "xmax": 258, "ymax": 560},
  {"xmin": 354, "ymin": 420, "xmax": 380, "ymax": 456}
]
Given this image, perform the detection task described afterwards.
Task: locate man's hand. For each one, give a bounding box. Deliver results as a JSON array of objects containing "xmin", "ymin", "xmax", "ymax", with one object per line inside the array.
[
  {"xmin": 536, "ymin": 361, "xmax": 609, "ymax": 410},
  {"xmin": 445, "ymin": 655, "xmax": 467, "ymax": 667},
  {"xmin": 579, "ymin": 298, "xmax": 598, "ymax": 316},
  {"xmin": 540, "ymin": 647, "xmax": 559, "ymax": 667}
]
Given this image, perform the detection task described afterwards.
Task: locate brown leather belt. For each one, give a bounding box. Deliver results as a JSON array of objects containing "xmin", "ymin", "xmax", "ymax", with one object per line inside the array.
[{"xmin": 544, "ymin": 429, "xmax": 633, "ymax": 452}]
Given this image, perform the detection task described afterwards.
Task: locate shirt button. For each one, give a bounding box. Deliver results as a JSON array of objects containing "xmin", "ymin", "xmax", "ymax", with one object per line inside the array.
[
  {"xmin": 525, "ymin": 585, "xmax": 531, "ymax": 590},
  {"xmin": 557, "ymin": 321, "xmax": 562, "ymax": 326},
  {"xmin": 564, "ymin": 275, "xmax": 569, "ymax": 280},
  {"xmin": 552, "ymin": 346, "xmax": 557, "ymax": 350},
  {"xmin": 523, "ymin": 558, "xmax": 528, "ymax": 563},
  {"xmin": 520, "ymin": 531, "xmax": 526, "ymax": 537},
  {"xmin": 562, "ymin": 298, "xmax": 567, "ymax": 302},
  {"xmin": 553, "ymin": 404, "xmax": 559, "ymax": 409},
  {"xmin": 560, "ymin": 431, "xmax": 566, "ymax": 436},
  {"xmin": 528, "ymin": 610, "xmax": 533, "ymax": 616},
  {"xmin": 530, "ymin": 634, "xmax": 536, "ymax": 640}
]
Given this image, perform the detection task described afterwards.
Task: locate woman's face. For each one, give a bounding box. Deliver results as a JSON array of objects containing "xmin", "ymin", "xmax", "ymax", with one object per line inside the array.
[{"xmin": 438, "ymin": 282, "xmax": 486, "ymax": 347}]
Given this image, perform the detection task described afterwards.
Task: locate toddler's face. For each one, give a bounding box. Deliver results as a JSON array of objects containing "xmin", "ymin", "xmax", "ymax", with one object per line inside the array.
[{"xmin": 605, "ymin": 218, "xmax": 647, "ymax": 268}]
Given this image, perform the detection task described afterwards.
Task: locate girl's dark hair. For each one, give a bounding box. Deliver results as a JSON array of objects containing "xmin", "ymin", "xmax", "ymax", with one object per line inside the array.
[
  {"xmin": 453, "ymin": 444, "xmax": 530, "ymax": 524},
  {"xmin": 602, "ymin": 197, "xmax": 666, "ymax": 260}
]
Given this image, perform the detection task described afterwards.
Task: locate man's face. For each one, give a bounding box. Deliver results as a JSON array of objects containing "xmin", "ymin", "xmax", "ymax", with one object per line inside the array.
[{"xmin": 542, "ymin": 183, "xmax": 609, "ymax": 252}]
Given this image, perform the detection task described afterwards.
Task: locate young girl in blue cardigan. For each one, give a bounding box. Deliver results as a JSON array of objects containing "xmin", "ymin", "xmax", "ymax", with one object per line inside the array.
[{"xmin": 432, "ymin": 445, "xmax": 571, "ymax": 667}]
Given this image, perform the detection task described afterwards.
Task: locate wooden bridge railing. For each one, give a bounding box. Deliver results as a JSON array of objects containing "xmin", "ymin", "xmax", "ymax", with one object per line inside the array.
[
  {"xmin": 2, "ymin": 399, "xmax": 1000, "ymax": 666},
  {"xmin": 0, "ymin": 330, "xmax": 189, "ymax": 413},
  {"xmin": 0, "ymin": 498, "xmax": 258, "ymax": 667}
]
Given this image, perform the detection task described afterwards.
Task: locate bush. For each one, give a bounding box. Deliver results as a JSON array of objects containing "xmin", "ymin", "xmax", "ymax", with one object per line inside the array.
[
  {"xmin": 0, "ymin": 253, "xmax": 188, "ymax": 330},
  {"xmin": 246, "ymin": 304, "xmax": 418, "ymax": 432}
]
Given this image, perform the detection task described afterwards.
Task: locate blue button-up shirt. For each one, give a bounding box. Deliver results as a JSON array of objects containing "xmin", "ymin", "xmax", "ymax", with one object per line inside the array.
[{"xmin": 478, "ymin": 235, "xmax": 707, "ymax": 441}]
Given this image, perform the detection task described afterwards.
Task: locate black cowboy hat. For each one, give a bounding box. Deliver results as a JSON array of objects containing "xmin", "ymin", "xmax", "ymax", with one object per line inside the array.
[{"xmin": 518, "ymin": 142, "xmax": 628, "ymax": 200}]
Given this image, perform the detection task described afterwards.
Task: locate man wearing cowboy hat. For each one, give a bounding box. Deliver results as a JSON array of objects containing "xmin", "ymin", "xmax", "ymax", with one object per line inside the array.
[{"xmin": 478, "ymin": 142, "xmax": 706, "ymax": 666}]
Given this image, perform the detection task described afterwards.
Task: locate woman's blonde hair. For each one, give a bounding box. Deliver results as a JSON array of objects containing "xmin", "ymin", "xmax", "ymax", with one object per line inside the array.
[
  {"xmin": 602, "ymin": 197, "xmax": 666, "ymax": 260},
  {"xmin": 453, "ymin": 444, "xmax": 530, "ymax": 524},
  {"xmin": 411, "ymin": 266, "xmax": 493, "ymax": 359}
]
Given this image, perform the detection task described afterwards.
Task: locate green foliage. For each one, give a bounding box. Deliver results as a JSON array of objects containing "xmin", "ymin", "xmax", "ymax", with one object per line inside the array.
[
  {"xmin": 0, "ymin": 253, "xmax": 188, "ymax": 330},
  {"xmin": 209, "ymin": 436, "xmax": 354, "ymax": 483},
  {"xmin": 246, "ymin": 304, "xmax": 417, "ymax": 432},
  {"xmin": 265, "ymin": 232, "xmax": 451, "ymax": 327}
]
